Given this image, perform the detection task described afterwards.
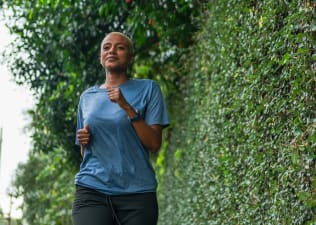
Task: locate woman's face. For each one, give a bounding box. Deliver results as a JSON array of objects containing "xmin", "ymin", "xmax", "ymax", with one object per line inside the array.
[{"xmin": 100, "ymin": 33, "xmax": 133, "ymax": 71}]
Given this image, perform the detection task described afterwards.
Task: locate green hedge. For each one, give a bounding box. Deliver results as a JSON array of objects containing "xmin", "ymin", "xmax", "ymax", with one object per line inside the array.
[{"xmin": 157, "ymin": 1, "xmax": 316, "ymax": 224}]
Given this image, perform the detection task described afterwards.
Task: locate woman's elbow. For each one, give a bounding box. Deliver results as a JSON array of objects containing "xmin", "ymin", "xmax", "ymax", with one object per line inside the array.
[{"xmin": 148, "ymin": 139, "xmax": 162, "ymax": 153}]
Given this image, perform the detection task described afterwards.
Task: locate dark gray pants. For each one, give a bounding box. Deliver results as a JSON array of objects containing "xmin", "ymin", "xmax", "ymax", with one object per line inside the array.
[{"xmin": 72, "ymin": 185, "xmax": 158, "ymax": 225}]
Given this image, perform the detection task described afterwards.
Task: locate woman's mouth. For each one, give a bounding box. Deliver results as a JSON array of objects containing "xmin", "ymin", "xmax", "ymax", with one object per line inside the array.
[{"xmin": 106, "ymin": 56, "xmax": 118, "ymax": 61}]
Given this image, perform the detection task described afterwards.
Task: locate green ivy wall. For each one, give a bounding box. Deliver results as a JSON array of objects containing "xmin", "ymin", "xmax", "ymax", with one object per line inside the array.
[{"xmin": 157, "ymin": 1, "xmax": 316, "ymax": 224}]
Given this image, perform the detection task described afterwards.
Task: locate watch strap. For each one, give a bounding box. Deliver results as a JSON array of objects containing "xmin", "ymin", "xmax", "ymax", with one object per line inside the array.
[{"xmin": 128, "ymin": 109, "xmax": 142, "ymax": 122}]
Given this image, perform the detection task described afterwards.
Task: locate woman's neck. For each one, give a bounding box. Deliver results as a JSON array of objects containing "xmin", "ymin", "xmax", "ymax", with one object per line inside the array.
[{"xmin": 104, "ymin": 72, "xmax": 128, "ymax": 87}]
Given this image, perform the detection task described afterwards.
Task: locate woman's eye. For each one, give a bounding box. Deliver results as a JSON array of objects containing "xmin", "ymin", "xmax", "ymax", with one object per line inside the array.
[{"xmin": 103, "ymin": 44, "xmax": 111, "ymax": 50}]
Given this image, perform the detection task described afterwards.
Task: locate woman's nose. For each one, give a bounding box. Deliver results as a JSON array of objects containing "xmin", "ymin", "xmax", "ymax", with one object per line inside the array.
[{"xmin": 108, "ymin": 46, "xmax": 116, "ymax": 54}]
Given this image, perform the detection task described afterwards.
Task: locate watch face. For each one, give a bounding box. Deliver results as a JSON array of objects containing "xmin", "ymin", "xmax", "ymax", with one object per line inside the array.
[{"xmin": 129, "ymin": 110, "xmax": 141, "ymax": 122}]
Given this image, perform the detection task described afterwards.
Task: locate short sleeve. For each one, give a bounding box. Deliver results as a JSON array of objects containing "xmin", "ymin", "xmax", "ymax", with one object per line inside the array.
[{"xmin": 144, "ymin": 81, "xmax": 169, "ymax": 128}]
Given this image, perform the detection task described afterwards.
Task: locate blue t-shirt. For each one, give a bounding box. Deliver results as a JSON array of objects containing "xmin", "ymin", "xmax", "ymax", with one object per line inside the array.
[{"xmin": 74, "ymin": 79, "xmax": 169, "ymax": 195}]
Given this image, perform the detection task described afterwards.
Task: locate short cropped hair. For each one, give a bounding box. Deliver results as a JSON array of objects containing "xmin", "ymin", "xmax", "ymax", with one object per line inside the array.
[{"xmin": 103, "ymin": 32, "xmax": 134, "ymax": 56}]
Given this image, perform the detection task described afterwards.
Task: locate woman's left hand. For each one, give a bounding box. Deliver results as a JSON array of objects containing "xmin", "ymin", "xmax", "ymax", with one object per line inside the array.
[
  {"xmin": 107, "ymin": 86, "xmax": 128, "ymax": 108},
  {"xmin": 107, "ymin": 86, "xmax": 163, "ymax": 152}
]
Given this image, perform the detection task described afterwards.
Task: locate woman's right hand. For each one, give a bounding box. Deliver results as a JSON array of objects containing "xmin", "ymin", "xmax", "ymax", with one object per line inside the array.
[{"xmin": 77, "ymin": 125, "xmax": 90, "ymax": 154}]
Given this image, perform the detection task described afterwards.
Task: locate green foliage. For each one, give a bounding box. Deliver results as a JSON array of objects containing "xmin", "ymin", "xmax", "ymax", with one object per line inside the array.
[
  {"xmin": 157, "ymin": 0, "xmax": 316, "ymax": 224},
  {"xmin": 0, "ymin": 208, "xmax": 21, "ymax": 225},
  {"xmin": 0, "ymin": 210, "xmax": 5, "ymax": 225},
  {"xmin": 13, "ymin": 147, "xmax": 76, "ymax": 225}
]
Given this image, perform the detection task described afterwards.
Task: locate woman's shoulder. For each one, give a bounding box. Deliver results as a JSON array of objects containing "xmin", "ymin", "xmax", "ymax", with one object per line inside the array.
[
  {"xmin": 80, "ymin": 85, "xmax": 99, "ymax": 96},
  {"xmin": 128, "ymin": 78, "xmax": 159, "ymax": 87}
]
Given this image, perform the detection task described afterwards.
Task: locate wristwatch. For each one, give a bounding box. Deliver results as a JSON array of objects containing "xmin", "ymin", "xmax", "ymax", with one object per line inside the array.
[{"xmin": 128, "ymin": 109, "xmax": 142, "ymax": 122}]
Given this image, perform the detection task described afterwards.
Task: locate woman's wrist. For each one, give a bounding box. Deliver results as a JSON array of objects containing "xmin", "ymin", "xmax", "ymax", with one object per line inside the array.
[{"xmin": 120, "ymin": 103, "xmax": 137, "ymax": 117}]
